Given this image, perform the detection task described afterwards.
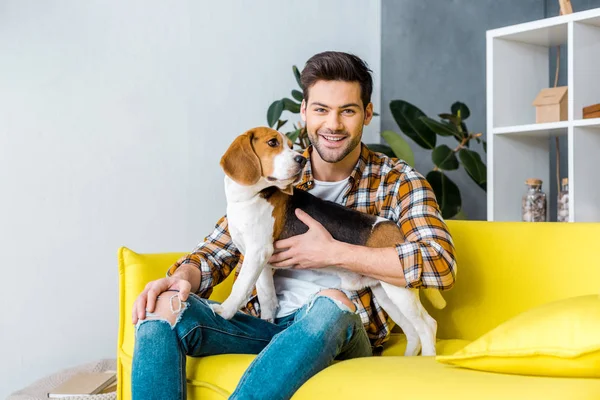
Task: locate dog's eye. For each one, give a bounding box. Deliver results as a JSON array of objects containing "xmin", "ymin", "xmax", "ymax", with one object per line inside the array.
[{"xmin": 267, "ymin": 139, "xmax": 279, "ymax": 147}]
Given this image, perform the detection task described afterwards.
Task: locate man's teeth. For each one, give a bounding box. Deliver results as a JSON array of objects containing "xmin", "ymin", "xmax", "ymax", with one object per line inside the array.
[{"xmin": 323, "ymin": 135, "xmax": 344, "ymax": 141}]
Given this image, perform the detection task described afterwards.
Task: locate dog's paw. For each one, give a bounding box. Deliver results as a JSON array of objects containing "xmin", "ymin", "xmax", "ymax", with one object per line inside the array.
[
  {"xmin": 259, "ymin": 300, "xmax": 278, "ymax": 323},
  {"xmin": 404, "ymin": 344, "xmax": 422, "ymax": 357},
  {"xmin": 209, "ymin": 303, "xmax": 237, "ymax": 320},
  {"xmin": 209, "ymin": 303, "xmax": 224, "ymax": 315}
]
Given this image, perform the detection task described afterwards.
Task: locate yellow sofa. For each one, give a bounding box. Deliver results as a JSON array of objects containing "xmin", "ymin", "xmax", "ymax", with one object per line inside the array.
[{"xmin": 117, "ymin": 221, "xmax": 600, "ymax": 399}]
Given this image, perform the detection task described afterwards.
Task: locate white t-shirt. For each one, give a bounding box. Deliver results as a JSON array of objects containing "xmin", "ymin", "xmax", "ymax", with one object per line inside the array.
[{"xmin": 273, "ymin": 177, "xmax": 351, "ymax": 318}]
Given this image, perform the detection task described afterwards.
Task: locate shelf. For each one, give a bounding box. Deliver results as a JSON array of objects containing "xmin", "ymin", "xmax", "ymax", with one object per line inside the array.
[
  {"xmin": 487, "ymin": 15, "xmax": 568, "ymax": 46},
  {"xmin": 493, "ymin": 122, "xmax": 568, "ymax": 137},
  {"xmin": 487, "ymin": 7, "xmax": 600, "ymax": 223},
  {"xmin": 573, "ymin": 118, "xmax": 600, "ymax": 128},
  {"xmin": 572, "ymin": 21, "xmax": 600, "ymax": 120},
  {"xmin": 572, "ymin": 8, "xmax": 600, "ymax": 27}
]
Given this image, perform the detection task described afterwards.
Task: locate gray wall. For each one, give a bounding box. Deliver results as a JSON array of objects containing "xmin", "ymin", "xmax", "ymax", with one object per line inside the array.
[
  {"xmin": 381, "ymin": 1, "xmax": 544, "ymax": 221},
  {"xmin": 547, "ymin": 0, "xmax": 600, "ymax": 220}
]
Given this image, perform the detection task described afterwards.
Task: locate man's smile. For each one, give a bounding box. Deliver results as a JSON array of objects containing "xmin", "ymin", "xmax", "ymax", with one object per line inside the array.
[{"xmin": 319, "ymin": 134, "xmax": 348, "ymax": 147}]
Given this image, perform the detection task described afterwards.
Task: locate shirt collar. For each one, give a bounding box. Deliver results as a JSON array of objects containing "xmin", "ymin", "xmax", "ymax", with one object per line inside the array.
[{"xmin": 296, "ymin": 143, "xmax": 370, "ymax": 191}]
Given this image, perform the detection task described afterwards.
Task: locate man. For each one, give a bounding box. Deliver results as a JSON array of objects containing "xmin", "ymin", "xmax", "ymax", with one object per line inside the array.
[{"xmin": 131, "ymin": 51, "xmax": 456, "ymax": 400}]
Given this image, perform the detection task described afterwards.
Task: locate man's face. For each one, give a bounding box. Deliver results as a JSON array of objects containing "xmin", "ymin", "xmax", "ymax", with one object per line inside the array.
[{"xmin": 301, "ymin": 80, "xmax": 373, "ymax": 163}]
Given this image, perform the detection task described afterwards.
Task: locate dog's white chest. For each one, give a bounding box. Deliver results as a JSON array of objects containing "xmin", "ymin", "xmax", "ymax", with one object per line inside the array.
[{"xmin": 227, "ymin": 196, "xmax": 275, "ymax": 254}]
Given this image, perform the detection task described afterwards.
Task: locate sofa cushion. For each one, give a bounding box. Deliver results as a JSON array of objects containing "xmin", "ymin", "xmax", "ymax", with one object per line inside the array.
[
  {"xmin": 292, "ymin": 356, "xmax": 600, "ymax": 400},
  {"xmin": 119, "ymin": 337, "xmax": 475, "ymax": 400},
  {"xmin": 436, "ymin": 294, "xmax": 600, "ymax": 378}
]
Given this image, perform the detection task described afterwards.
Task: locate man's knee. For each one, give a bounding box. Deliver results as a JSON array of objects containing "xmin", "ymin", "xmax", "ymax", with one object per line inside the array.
[
  {"xmin": 315, "ymin": 289, "xmax": 356, "ymax": 313},
  {"xmin": 141, "ymin": 292, "xmax": 188, "ymax": 328}
]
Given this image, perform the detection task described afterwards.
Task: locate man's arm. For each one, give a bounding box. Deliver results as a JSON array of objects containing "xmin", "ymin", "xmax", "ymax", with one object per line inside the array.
[
  {"xmin": 334, "ymin": 173, "xmax": 456, "ymax": 289},
  {"xmin": 270, "ymin": 173, "xmax": 456, "ymax": 290},
  {"xmin": 133, "ymin": 215, "xmax": 240, "ymax": 324},
  {"xmin": 330, "ymin": 245, "xmax": 405, "ymax": 286},
  {"xmin": 166, "ymin": 215, "xmax": 241, "ymax": 297}
]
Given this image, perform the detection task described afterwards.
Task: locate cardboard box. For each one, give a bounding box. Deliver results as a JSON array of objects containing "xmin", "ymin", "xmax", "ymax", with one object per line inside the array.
[{"xmin": 532, "ymin": 87, "xmax": 568, "ymax": 123}]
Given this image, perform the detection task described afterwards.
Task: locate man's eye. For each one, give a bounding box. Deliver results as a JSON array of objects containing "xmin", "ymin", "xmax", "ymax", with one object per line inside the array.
[
  {"xmin": 314, "ymin": 108, "xmax": 326, "ymax": 113},
  {"xmin": 343, "ymin": 109, "xmax": 355, "ymax": 115},
  {"xmin": 267, "ymin": 139, "xmax": 279, "ymax": 147}
]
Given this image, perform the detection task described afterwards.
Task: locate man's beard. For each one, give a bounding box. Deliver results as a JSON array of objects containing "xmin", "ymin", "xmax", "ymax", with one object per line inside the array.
[{"xmin": 308, "ymin": 127, "xmax": 362, "ymax": 163}]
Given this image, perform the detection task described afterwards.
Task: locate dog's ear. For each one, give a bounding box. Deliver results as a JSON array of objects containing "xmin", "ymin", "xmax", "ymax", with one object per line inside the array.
[
  {"xmin": 220, "ymin": 131, "xmax": 261, "ymax": 185},
  {"xmin": 281, "ymin": 185, "xmax": 294, "ymax": 195}
]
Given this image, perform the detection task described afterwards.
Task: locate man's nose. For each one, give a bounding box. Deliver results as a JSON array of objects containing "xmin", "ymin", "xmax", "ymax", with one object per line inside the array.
[
  {"xmin": 294, "ymin": 155, "xmax": 307, "ymax": 167},
  {"xmin": 326, "ymin": 112, "xmax": 344, "ymax": 131}
]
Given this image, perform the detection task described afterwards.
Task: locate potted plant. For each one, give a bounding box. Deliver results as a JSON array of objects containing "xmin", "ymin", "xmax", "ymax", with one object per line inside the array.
[{"xmin": 266, "ymin": 66, "xmax": 486, "ymax": 220}]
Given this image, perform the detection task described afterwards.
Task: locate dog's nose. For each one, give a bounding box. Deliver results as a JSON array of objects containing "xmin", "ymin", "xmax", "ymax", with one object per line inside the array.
[{"xmin": 294, "ymin": 155, "xmax": 307, "ymax": 167}]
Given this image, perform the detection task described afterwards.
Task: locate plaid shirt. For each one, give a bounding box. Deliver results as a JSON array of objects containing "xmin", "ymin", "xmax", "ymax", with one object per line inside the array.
[{"xmin": 167, "ymin": 144, "xmax": 457, "ymax": 354}]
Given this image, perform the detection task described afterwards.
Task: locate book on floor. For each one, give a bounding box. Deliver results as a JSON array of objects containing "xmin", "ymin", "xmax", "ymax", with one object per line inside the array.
[{"xmin": 47, "ymin": 371, "xmax": 116, "ymax": 398}]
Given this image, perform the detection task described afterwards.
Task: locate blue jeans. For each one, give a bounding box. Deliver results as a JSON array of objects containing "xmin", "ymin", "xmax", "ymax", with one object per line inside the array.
[{"xmin": 131, "ymin": 292, "xmax": 372, "ymax": 400}]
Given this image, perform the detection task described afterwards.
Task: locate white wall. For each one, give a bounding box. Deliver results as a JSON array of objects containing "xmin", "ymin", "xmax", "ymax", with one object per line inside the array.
[{"xmin": 0, "ymin": 0, "xmax": 381, "ymax": 397}]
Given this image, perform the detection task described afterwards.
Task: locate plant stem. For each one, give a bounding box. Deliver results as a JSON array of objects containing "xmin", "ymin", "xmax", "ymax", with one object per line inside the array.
[
  {"xmin": 554, "ymin": 44, "xmax": 561, "ymax": 192},
  {"xmin": 453, "ymin": 132, "xmax": 483, "ymax": 153}
]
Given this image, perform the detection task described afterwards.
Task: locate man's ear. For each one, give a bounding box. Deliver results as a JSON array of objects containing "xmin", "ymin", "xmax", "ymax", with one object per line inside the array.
[
  {"xmin": 220, "ymin": 131, "xmax": 261, "ymax": 185},
  {"xmin": 363, "ymin": 102, "xmax": 374, "ymax": 126}
]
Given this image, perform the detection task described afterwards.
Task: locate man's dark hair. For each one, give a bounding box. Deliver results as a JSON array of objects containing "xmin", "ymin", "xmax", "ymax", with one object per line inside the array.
[{"xmin": 300, "ymin": 51, "xmax": 373, "ymax": 109}]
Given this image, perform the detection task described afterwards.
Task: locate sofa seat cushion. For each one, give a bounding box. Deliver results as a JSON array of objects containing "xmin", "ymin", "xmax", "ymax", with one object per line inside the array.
[
  {"xmin": 292, "ymin": 356, "xmax": 600, "ymax": 400},
  {"xmin": 120, "ymin": 347, "xmax": 600, "ymax": 400},
  {"xmin": 119, "ymin": 335, "xmax": 470, "ymax": 399}
]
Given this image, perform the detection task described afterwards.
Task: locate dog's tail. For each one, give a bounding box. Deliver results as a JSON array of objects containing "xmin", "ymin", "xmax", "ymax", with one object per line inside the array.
[{"xmin": 422, "ymin": 288, "xmax": 446, "ymax": 309}]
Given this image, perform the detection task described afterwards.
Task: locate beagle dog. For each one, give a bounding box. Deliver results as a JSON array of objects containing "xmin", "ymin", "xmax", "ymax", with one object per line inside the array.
[{"xmin": 210, "ymin": 127, "xmax": 445, "ymax": 356}]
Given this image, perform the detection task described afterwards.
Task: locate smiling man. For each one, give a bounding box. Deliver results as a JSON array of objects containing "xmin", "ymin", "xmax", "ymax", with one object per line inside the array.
[{"xmin": 130, "ymin": 51, "xmax": 456, "ymax": 400}]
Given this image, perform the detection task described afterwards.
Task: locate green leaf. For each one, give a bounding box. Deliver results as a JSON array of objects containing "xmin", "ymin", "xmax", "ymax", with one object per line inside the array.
[
  {"xmin": 366, "ymin": 143, "xmax": 395, "ymax": 158},
  {"xmin": 381, "ymin": 130, "xmax": 415, "ymax": 167},
  {"xmin": 420, "ymin": 117, "xmax": 459, "ymax": 138},
  {"xmin": 373, "ymin": 112, "xmax": 380, "ymax": 116},
  {"xmin": 282, "ymin": 98, "xmax": 301, "ymax": 113},
  {"xmin": 432, "ymin": 145, "xmax": 459, "ymax": 170},
  {"xmin": 291, "ymin": 90, "xmax": 303, "ymax": 102},
  {"xmin": 483, "ymin": 140, "xmax": 487, "ymax": 153},
  {"xmin": 451, "ymin": 208, "xmax": 468, "ymax": 220},
  {"xmin": 286, "ymin": 129, "xmax": 301, "ymax": 144},
  {"xmin": 389, "ymin": 100, "xmax": 436, "ymax": 149},
  {"xmin": 293, "ymin": 65, "xmax": 303, "ymax": 89},
  {"xmin": 276, "ymin": 119, "xmax": 288, "ymax": 130},
  {"xmin": 459, "ymin": 149, "xmax": 487, "ymax": 191},
  {"xmin": 267, "ymin": 100, "xmax": 284, "ymax": 128},
  {"xmin": 426, "ymin": 171, "xmax": 462, "ymax": 219},
  {"xmin": 451, "ymin": 102, "xmax": 470, "ymax": 120},
  {"xmin": 438, "ymin": 113, "xmax": 458, "ymax": 124},
  {"xmin": 460, "ymin": 122, "xmax": 469, "ymax": 141}
]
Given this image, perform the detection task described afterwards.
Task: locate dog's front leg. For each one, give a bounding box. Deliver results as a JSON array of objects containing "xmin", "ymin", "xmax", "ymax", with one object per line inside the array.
[
  {"xmin": 256, "ymin": 264, "xmax": 278, "ymax": 322},
  {"xmin": 210, "ymin": 246, "xmax": 271, "ymax": 320}
]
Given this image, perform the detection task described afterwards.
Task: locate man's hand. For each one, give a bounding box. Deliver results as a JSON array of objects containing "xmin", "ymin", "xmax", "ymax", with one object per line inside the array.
[
  {"xmin": 269, "ymin": 208, "xmax": 339, "ymax": 269},
  {"xmin": 131, "ymin": 277, "xmax": 192, "ymax": 325}
]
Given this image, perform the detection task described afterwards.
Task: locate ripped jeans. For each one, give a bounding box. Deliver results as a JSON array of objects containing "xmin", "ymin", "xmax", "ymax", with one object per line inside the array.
[{"xmin": 131, "ymin": 291, "xmax": 372, "ymax": 400}]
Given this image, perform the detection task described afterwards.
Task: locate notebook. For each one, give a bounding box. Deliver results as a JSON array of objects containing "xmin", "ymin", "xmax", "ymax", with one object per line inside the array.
[{"xmin": 47, "ymin": 371, "xmax": 116, "ymax": 398}]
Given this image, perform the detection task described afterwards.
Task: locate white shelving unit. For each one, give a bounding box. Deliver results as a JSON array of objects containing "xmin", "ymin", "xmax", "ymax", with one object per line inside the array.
[{"xmin": 486, "ymin": 8, "xmax": 600, "ymax": 222}]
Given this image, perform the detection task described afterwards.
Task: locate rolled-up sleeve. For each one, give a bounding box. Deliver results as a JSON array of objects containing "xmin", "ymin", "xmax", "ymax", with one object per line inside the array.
[
  {"xmin": 394, "ymin": 171, "xmax": 457, "ymax": 290},
  {"xmin": 167, "ymin": 215, "xmax": 241, "ymax": 297}
]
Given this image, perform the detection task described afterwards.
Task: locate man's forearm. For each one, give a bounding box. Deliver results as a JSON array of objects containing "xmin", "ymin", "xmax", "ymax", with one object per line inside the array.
[
  {"xmin": 172, "ymin": 263, "xmax": 201, "ymax": 293},
  {"xmin": 331, "ymin": 241, "xmax": 406, "ymax": 287}
]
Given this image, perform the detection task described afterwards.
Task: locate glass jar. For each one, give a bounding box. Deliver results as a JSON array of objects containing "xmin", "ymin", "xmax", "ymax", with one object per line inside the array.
[
  {"xmin": 557, "ymin": 177, "xmax": 569, "ymax": 222},
  {"xmin": 521, "ymin": 178, "xmax": 547, "ymax": 222}
]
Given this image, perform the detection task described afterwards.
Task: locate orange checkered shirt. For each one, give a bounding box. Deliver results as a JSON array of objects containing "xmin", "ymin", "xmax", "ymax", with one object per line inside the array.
[{"xmin": 167, "ymin": 144, "xmax": 457, "ymax": 354}]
